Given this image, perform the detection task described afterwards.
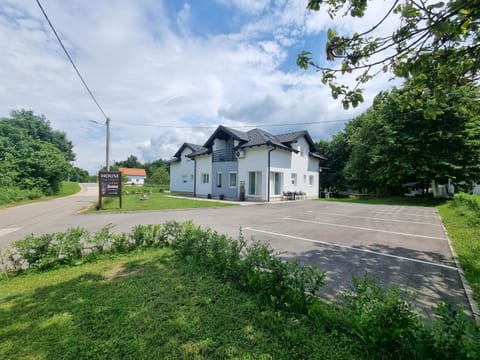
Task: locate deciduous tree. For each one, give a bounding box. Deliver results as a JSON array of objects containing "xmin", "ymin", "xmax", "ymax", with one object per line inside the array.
[{"xmin": 298, "ymin": 0, "xmax": 480, "ymax": 108}]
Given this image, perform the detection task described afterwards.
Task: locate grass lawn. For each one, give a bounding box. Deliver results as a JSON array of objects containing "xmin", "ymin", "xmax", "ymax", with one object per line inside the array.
[
  {"xmin": 0, "ymin": 182, "xmax": 81, "ymax": 209},
  {"xmin": 438, "ymin": 196, "xmax": 480, "ymax": 305},
  {"xmin": 93, "ymin": 191, "xmax": 237, "ymax": 212},
  {"xmin": 318, "ymin": 196, "xmax": 447, "ymax": 207},
  {"xmin": 0, "ymin": 249, "xmax": 357, "ymax": 359}
]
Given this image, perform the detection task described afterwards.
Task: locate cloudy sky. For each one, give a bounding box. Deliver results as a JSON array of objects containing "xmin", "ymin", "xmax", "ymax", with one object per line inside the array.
[{"xmin": 0, "ymin": 0, "xmax": 400, "ymax": 174}]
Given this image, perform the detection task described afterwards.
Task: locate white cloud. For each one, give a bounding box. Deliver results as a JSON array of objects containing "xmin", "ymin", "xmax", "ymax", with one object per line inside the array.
[
  {"xmin": 215, "ymin": 0, "xmax": 270, "ymax": 15},
  {"xmin": 0, "ymin": 0, "xmax": 398, "ymax": 174}
]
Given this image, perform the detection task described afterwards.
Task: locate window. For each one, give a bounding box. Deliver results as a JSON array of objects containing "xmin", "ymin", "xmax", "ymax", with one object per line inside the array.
[
  {"xmin": 217, "ymin": 172, "xmax": 222, "ymax": 187},
  {"xmin": 309, "ymin": 175, "xmax": 314, "ymax": 186},
  {"xmin": 271, "ymin": 172, "xmax": 282, "ymax": 195},
  {"xmin": 249, "ymin": 171, "xmax": 261, "ymax": 195},
  {"xmin": 299, "ymin": 146, "xmax": 304, "ymax": 157},
  {"xmin": 190, "ymin": 174, "xmax": 194, "ymax": 182},
  {"xmin": 182, "ymin": 175, "xmax": 188, "ymax": 183},
  {"xmin": 202, "ymin": 173, "xmax": 209, "ymax": 184},
  {"xmin": 229, "ymin": 172, "xmax": 237, "ymax": 188},
  {"xmin": 303, "ymin": 174, "xmax": 307, "ymax": 183},
  {"xmin": 291, "ymin": 173, "xmax": 297, "ymax": 186}
]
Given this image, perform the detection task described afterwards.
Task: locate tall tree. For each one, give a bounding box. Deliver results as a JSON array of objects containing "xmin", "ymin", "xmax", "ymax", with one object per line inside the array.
[
  {"xmin": 298, "ymin": 0, "xmax": 480, "ymax": 108},
  {"xmin": 115, "ymin": 155, "xmax": 142, "ymax": 169},
  {"xmin": 10, "ymin": 109, "xmax": 75, "ymax": 161},
  {"xmin": 316, "ymin": 132, "xmax": 350, "ymax": 191},
  {"xmin": 344, "ymin": 83, "xmax": 480, "ymax": 194},
  {"xmin": 0, "ymin": 111, "xmax": 73, "ymax": 194}
]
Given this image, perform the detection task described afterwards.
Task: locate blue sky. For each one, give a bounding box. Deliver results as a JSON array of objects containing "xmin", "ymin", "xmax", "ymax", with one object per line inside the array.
[{"xmin": 0, "ymin": 0, "xmax": 399, "ymax": 173}]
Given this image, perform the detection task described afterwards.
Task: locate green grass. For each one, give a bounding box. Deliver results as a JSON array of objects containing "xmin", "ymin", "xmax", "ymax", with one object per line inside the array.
[
  {"xmin": 94, "ymin": 191, "xmax": 237, "ymax": 212},
  {"xmin": 0, "ymin": 182, "xmax": 81, "ymax": 209},
  {"xmin": 438, "ymin": 195, "xmax": 480, "ymax": 304},
  {"xmin": 0, "ymin": 249, "xmax": 357, "ymax": 359},
  {"xmin": 55, "ymin": 181, "xmax": 81, "ymax": 197},
  {"xmin": 319, "ymin": 196, "xmax": 447, "ymax": 207}
]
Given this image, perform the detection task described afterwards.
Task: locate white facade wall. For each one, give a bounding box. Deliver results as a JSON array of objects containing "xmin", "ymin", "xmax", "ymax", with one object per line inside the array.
[
  {"xmin": 270, "ymin": 137, "xmax": 319, "ymax": 198},
  {"xmin": 169, "ymin": 148, "xmax": 195, "ymax": 193},
  {"xmin": 238, "ymin": 147, "xmax": 269, "ymax": 200},
  {"xmin": 195, "ymin": 154, "xmax": 212, "ymax": 196},
  {"xmin": 269, "ymin": 149, "xmax": 291, "ymax": 200},
  {"xmin": 170, "ymin": 135, "xmax": 320, "ymax": 200},
  {"xmin": 126, "ymin": 175, "xmax": 145, "ymax": 185}
]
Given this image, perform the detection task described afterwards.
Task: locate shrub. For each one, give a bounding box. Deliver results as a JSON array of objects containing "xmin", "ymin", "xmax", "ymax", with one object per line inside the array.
[
  {"xmin": 0, "ymin": 186, "xmax": 44, "ymax": 205},
  {"xmin": 3, "ymin": 221, "xmax": 479, "ymax": 360},
  {"xmin": 339, "ymin": 275, "xmax": 425, "ymax": 359},
  {"xmin": 429, "ymin": 301, "xmax": 480, "ymax": 359}
]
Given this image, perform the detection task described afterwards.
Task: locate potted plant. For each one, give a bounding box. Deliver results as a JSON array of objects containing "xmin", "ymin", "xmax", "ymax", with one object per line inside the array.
[{"xmin": 219, "ymin": 194, "xmax": 225, "ymax": 200}]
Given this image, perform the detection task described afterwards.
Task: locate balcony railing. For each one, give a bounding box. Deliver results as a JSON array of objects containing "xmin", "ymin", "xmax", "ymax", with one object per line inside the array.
[{"xmin": 213, "ymin": 149, "xmax": 236, "ymax": 162}]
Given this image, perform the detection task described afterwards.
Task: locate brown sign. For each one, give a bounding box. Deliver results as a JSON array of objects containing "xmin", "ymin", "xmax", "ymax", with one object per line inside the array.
[{"xmin": 98, "ymin": 171, "xmax": 122, "ymax": 208}]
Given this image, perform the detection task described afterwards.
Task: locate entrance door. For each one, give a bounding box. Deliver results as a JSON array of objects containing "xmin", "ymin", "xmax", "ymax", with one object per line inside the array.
[{"xmin": 248, "ymin": 171, "xmax": 262, "ymax": 196}]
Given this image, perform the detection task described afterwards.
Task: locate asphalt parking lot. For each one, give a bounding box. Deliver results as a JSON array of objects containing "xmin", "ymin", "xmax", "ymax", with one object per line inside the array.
[
  {"xmin": 1, "ymin": 191, "xmax": 472, "ymax": 316},
  {"xmin": 237, "ymin": 201, "xmax": 471, "ymax": 315}
]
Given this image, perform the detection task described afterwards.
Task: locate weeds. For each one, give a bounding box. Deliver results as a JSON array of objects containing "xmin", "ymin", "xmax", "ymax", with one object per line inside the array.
[{"xmin": 2, "ymin": 221, "xmax": 479, "ymax": 359}]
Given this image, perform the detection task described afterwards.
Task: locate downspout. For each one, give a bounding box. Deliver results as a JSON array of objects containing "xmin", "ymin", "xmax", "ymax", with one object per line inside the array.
[
  {"xmin": 193, "ymin": 158, "xmax": 197, "ymax": 197},
  {"xmin": 267, "ymin": 145, "xmax": 276, "ymax": 202},
  {"xmin": 318, "ymin": 166, "xmax": 322, "ymax": 199}
]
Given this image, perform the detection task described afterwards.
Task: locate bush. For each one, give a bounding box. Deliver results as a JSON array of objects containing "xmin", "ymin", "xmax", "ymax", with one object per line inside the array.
[
  {"xmin": 339, "ymin": 275, "xmax": 425, "ymax": 359},
  {"xmin": 3, "ymin": 221, "xmax": 479, "ymax": 359},
  {"xmin": 0, "ymin": 186, "xmax": 44, "ymax": 205},
  {"xmin": 451, "ymin": 193, "xmax": 480, "ymax": 213}
]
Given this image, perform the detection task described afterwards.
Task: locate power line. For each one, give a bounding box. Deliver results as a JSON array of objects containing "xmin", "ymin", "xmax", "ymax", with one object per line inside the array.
[
  {"xmin": 112, "ymin": 119, "xmax": 350, "ymax": 129},
  {"xmin": 36, "ymin": 0, "xmax": 108, "ymax": 121}
]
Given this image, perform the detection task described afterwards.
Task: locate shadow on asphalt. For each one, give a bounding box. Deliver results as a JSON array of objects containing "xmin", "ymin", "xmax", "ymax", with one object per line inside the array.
[{"xmin": 282, "ymin": 243, "xmax": 468, "ymax": 317}]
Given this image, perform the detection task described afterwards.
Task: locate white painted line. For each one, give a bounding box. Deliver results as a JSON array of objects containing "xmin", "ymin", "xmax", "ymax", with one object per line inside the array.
[
  {"xmin": 368, "ymin": 210, "xmax": 439, "ymax": 219},
  {"xmin": 244, "ymin": 227, "xmax": 458, "ymax": 271},
  {"xmin": 310, "ymin": 211, "xmax": 441, "ymax": 226},
  {"xmin": 283, "ymin": 217, "xmax": 447, "ymax": 241},
  {"xmin": 0, "ymin": 228, "xmax": 21, "ymax": 237}
]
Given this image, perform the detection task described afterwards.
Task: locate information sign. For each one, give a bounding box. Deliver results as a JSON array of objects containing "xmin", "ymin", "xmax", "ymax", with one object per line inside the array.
[{"xmin": 98, "ymin": 171, "xmax": 122, "ymax": 208}]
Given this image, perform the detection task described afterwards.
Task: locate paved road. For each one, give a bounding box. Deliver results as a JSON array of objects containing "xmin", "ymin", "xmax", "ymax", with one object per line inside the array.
[
  {"xmin": 0, "ymin": 183, "xmax": 98, "ymax": 247},
  {"xmin": 0, "ymin": 184, "xmax": 472, "ymax": 315}
]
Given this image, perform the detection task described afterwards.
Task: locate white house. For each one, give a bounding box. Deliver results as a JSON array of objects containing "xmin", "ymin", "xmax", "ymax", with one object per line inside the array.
[
  {"xmin": 168, "ymin": 126, "xmax": 325, "ymax": 201},
  {"xmin": 118, "ymin": 167, "xmax": 147, "ymax": 185}
]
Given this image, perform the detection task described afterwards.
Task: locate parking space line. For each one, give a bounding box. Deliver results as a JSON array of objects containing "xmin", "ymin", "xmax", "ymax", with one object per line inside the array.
[
  {"xmin": 0, "ymin": 228, "xmax": 20, "ymax": 237},
  {"xmin": 366, "ymin": 210, "xmax": 439, "ymax": 219},
  {"xmin": 283, "ymin": 217, "xmax": 447, "ymax": 241},
  {"xmin": 244, "ymin": 227, "xmax": 457, "ymax": 271},
  {"xmin": 310, "ymin": 211, "xmax": 441, "ymax": 226}
]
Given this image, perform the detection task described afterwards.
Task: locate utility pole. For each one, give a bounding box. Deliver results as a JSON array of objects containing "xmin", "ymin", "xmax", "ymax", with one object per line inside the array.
[{"xmin": 106, "ymin": 117, "xmax": 110, "ymax": 171}]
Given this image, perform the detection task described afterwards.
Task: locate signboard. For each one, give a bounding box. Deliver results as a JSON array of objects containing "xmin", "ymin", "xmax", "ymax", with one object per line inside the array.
[{"xmin": 98, "ymin": 171, "xmax": 122, "ymax": 208}]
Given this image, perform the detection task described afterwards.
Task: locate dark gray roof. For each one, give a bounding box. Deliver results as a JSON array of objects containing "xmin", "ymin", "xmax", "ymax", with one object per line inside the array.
[
  {"xmin": 172, "ymin": 142, "xmax": 207, "ymax": 159},
  {"xmin": 187, "ymin": 147, "xmax": 211, "ymax": 158},
  {"xmin": 276, "ymin": 130, "xmax": 307, "ymax": 143},
  {"xmin": 239, "ymin": 129, "xmax": 293, "ymax": 151},
  {"xmin": 169, "ymin": 125, "xmax": 326, "ymax": 161},
  {"xmin": 310, "ymin": 152, "xmax": 327, "ymax": 160},
  {"xmin": 203, "ymin": 125, "xmax": 249, "ymax": 147}
]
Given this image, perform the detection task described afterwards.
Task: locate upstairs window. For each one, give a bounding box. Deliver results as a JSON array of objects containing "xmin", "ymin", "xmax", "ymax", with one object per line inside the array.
[
  {"xmin": 229, "ymin": 172, "xmax": 237, "ymax": 188},
  {"xmin": 202, "ymin": 173, "xmax": 209, "ymax": 184}
]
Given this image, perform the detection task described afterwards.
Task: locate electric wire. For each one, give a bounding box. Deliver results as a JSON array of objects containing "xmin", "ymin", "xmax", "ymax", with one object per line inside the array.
[
  {"xmin": 36, "ymin": 0, "xmax": 109, "ymax": 121},
  {"xmin": 35, "ymin": 0, "xmax": 349, "ymax": 138},
  {"xmin": 112, "ymin": 119, "xmax": 350, "ymax": 129}
]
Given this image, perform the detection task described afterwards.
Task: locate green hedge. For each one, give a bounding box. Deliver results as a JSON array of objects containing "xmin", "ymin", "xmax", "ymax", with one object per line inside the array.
[
  {"xmin": 0, "ymin": 186, "xmax": 44, "ymax": 205},
  {"xmin": 1, "ymin": 221, "xmax": 479, "ymax": 359}
]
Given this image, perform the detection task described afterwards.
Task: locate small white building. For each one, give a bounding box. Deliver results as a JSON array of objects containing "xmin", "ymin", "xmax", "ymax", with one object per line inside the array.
[
  {"xmin": 119, "ymin": 167, "xmax": 147, "ymax": 185},
  {"xmin": 168, "ymin": 126, "xmax": 325, "ymax": 201}
]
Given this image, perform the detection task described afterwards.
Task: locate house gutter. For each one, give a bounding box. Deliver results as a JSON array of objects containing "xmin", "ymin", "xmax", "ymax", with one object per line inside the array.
[
  {"xmin": 193, "ymin": 158, "xmax": 197, "ymax": 197},
  {"xmin": 267, "ymin": 145, "xmax": 276, "ymax": 202}
]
